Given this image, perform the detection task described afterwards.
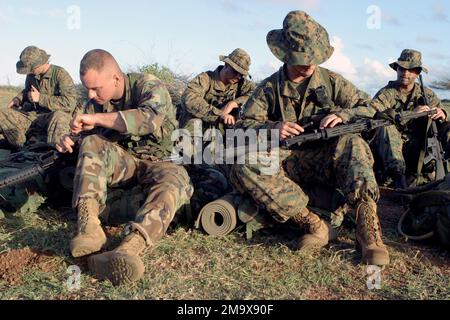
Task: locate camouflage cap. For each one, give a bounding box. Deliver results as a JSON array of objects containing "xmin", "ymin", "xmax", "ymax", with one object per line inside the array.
[
  {"xmin": 16, "ymin": 46, "xmax": 51, "ymax": 75},
  {"xmin": 389, "ymin": 49, "xmax": 428, "ymax": 73},
  {"xmin": 267, "ymin": 11, "xmax": 334, "ymax": 66},
  {"xmin": 219, "ymin": 48, "xmax": 251, "ymax": 76}
]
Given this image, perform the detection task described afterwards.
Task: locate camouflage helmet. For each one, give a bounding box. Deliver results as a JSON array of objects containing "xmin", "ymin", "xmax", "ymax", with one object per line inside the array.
[
  {"xmin": 389, "ymin": 49, "xmax": 428, "ymax": 73},
  {"xmin": 267, "ymin": 11, "xmax": 334, "ymax": 66},
  {"xmin": 16, "ymin": 46, "xmax": 51, "ymax": 75},
  {"xmin": 219, "ymin": 48, "xmax": 251, "ymax": 76}
]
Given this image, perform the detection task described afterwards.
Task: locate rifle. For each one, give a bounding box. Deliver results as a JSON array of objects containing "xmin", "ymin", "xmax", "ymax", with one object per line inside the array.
[
  {"xmin": 283, "ymin": 110, "xmax": 437, "ymax": 149},
  {"xmin": 0, "ymin": 148, "xmax": 183, "ymax": 191},
  {"xmin": 0, "ymin": 150, "xmax": 63, "ymax": 190},
  {"xmin": 419, "ymin": 75, "xmax": 447, "ymax": 180}
]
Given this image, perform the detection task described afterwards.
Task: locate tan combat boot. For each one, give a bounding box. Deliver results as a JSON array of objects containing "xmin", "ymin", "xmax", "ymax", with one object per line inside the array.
[
  {"xmin": 293, "ymin": 208, "xmax": 338, "ymax": 251},
  {"xmin": 87, "ymin": 231, "xmax": 147, "ymax": 286},
  {"xmin": 70, "ymin": 198, "xmax": 107, "ymax": 258},
  {"xmin": 355, "ymin": 199, "xmax": 390, "ymax": 266}
]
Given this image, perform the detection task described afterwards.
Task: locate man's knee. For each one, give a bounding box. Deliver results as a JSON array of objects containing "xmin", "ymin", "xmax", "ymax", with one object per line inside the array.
[{"xmin": 80, "ymin": 134, "xmax": 111, "ymax": 153}]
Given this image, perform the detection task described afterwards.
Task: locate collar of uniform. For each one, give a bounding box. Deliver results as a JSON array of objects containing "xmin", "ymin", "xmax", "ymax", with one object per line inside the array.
[
  {"xmin": 211, "ymin": 66, "xmax": 236, "ymax": 92},
  {"xmin": 279, "ymin": 65, "xmax": 321, "ymax": 100},
  {"xmin": 390, "ymin": 80, "xmax": 422, "ymax": 102},
  {"xmin": 34, "ymin": 65, "xmax": 54, "ymax": 81},
  {"xmin": 109, "ymin": 73, "xmax": 132, "ymax": 111}
]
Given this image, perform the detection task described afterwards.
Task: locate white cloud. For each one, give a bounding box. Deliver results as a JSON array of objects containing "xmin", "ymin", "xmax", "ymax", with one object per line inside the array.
[
  {"xmin": 322, "ymin": 36, "xmax": 357, "ymax": 80},
  {"xmin": 22, "ymin": 6, "xmax": 40, "ymax": 16},
  {"xmin": 416, "ymin": 35, "xmax": 439, "ymax": 44},
  {"xmin": 0, "ymin": 6, "xmax": 16, "ymax": 25},
  {"xmin": 355, "ymin": 58, "xmax": 396, "ymax": 94},
  {"xmin": 433, "ymin": 3, "xmax": 449, "ymax": 23},
  {"xmin": 254, "ymin": 59, "xmax": 282, "ymax": 81},
  {"xmin": 381, "ymin": 13, "xmax": 400, "ymax": 26},
  {"xmin": 322, "ymin": 36, "xmax": 395, "ymax": 95},
  {"xmin": 47, "ymin": 8, "xmax": 66, "ymax": 18}
]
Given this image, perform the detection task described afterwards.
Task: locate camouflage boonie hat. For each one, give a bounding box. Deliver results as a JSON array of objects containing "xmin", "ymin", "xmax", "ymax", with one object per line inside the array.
[
  {"xmin": 219, "ymin": 48, "xmax": 251, "ymax": 76},
  {"xmin": 267, "ymin": 11, "xmax": 334, "ymax": 66},
  {"xmin": 389, "ymin": 49, "xmax": 428, "ymax": 73},
  {"xmin": 16, "ymin": 46, "xmax": 50, "ymax": 75}
]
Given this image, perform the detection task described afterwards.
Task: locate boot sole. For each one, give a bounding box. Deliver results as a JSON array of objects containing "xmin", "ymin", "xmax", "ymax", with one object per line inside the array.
[
  {"xmin": 70, "ymin": 238, "xmax": 107, "ymax": 258},
  {"xmin": 88, "ymin": 253, "xmax": 145, "ymax": 286},
  {"xmin": 71, "ymin": 244, "xmax": 104, "ymax": 258},
  {"xmin": 298, "ymin": 227, "xmax": 338, "ymax": 251}
]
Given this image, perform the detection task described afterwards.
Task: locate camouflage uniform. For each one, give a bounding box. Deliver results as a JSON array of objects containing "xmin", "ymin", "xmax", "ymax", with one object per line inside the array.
[
  {"xmin": 179, "ymin": 49, "xmax": 255, "ymax": 214},
  {"xmin": 231, "ymin": 65, "xmax": 378, "ymax": 222},
  {"xmin": 180, "ymin": 48, "xmax": 256, "ymax": 133},
  {"xmin": 230, "ymin": 11, "xmax": 389, "ymax": 265},
  {"xmin": 369, "ymin": 49, "xmax": 450, "ymax": 181},
  {"xmin": 73, "ymin": 72, "xmax": 193, "ymax": 245},
  {"xmin": 0, "ymin": 46, "xmax": 77, "ymax": 148}
]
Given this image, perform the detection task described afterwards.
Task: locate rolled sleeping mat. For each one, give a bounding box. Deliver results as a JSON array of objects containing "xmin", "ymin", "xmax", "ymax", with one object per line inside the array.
[{"xmin": 199, "ymin": 194, "xmax": 237, "ymax": 236}]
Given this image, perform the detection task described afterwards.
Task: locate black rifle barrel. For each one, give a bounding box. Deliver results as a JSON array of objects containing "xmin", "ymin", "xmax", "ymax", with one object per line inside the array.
[{"xmin": 283, "ymin": 110, "xmax": 436, "ymax": 149}]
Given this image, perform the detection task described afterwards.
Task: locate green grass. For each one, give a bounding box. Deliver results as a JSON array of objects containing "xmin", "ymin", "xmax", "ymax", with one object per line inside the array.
[
  {"xmin": 0, "ymin": 82, "xmax": 449, "ymax": 300},
  {"xmin": 0, "ymin": 195, "xmax": 449, "ymax": 300}
]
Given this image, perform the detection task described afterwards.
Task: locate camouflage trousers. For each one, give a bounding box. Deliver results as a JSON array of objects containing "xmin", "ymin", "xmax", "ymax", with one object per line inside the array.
[
  {"xmin": 72, "ymin": 134, "xmax": 193, "ymax": 245},
  {"xmin": 230, "ymin": 134, "xmax": 379, "ymax": 223},
  {"xmin": 0, "ymin": 108, "xmax": 71, "ymax": 148},
  {"xmin": 370, "ymin": 121, "xmax": 450, "ymax": 177}
]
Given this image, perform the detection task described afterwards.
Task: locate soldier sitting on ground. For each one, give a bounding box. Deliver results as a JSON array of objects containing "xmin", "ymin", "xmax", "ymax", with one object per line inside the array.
[
  {"xmin": 0, "ymin": 46, "xmax": 77, "ymax": 150},
  {"xmin": 369, "ymin": 49, "xmax": 450, "ymax": 188},
  {"xmin": 179, "ymin": 48, "xmax": 255, "ymax": 133},
  {"xmin": 230, "ymin": 11, "xmax": 390, "ymax": 266},
  {"xmin": 57, "ymin": 49, "xmax": 193, "ymax": 286}
]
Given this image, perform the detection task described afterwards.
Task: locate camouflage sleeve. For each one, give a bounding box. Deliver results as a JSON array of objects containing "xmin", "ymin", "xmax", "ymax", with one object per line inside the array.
[
  {"xmin": 38, "ymin": 68, "xmax": 78, "ymax": 113},
  {"xmin": 332, "ymin": 74, "xmax": 377, "ymax": 122},
  {"xmin": 119, "ymin": 76, "xmax": 169, "ymax": 136},
  {"xmin": 425, "ymin": 88, "xmax": 448, "ymax": 119},
  {"xmin": 369, "ymin": 87, "xmax": 394, "ymax": 114},
  {"xmin": 233, "ymin": 79, "xmax": 256, "ymax": 106},
  {"xmin": 235, "ymin": 81, "xmax": 279, "ymax": 131},
  {"xmin": 182, "ymin": 72, "xmax": 222, "ymax": 123}
]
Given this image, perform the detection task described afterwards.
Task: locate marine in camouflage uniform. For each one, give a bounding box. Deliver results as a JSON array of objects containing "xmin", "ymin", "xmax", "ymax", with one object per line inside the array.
[
  {"xmin": 230, "ymin": 11, "xmax": 390, "ymax": 266},
  {"xmin": 180, "ymin": 48, "xmax": 255, "ymax": 133},
  {"xmin": 0, "ymin": 46, "xmax": 77, "ymax": 149},
  {"xmin": 57, "ymin": 49, "xmax": 193, "ymax": 286},
  {"xmin": 369, "ymin": 49, "xmax": 450, "ymax": 187},
  {"xmin": 179, "ymin": 49, "xmax": 256, "ymax": 216}
]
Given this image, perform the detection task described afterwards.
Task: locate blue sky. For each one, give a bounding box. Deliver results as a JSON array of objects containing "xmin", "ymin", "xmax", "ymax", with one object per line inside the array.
[{"xmin": 1, "ymin": 0, "xmax": 449, "ymax": 98}]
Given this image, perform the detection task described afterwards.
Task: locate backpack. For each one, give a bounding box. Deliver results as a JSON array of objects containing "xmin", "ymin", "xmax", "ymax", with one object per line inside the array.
[{"xmin": 398, "ymin": 177, "xmax": 450, "ymax": 247}]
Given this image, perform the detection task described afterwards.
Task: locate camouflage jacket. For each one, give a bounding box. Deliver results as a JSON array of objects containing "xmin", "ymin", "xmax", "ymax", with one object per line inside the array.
[
  {"xmin": 14, "ymin": 65, "xmax": 77, "ymax": 114},
  {"xmin": 181, "ymin": 66, "xmax": 256, "ymax": 125},
  {"xmin": 83, "ymin": 73, "xmax": 178, "ymax": 160},
  {"xmin": 371, "ymin": 81, "xmax": 448, "ymax": 124},
  {"xmin": 237, "ymin": 66, "xmax": 373, "ymax": 131}
]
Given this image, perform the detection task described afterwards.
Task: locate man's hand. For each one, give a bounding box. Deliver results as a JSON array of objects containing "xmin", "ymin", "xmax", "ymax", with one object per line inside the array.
[
  {"xmin": 320, "ymin": 114, "xmax": 343, "ymax": 129},
  {"xmin": 414, "ymin": 105, "xmax": 431, "ymax": 114},
  {"xmin": 221, "ymin": 114, "xmax": 236, "ymax": 126},
  {"xmin": 71, "ymin": 114, "xmax": 97, "ymax": 134},
  {"xmin": 222, "ymin": 101, "xmax": 239, "ymax": 116},
  {"xmin": 56, "ymin": 134, "xmax": 76, "ymax": 154},
  {"xmin": 275, "ymin": 122, "xmax": 305, "ymax": 140},
  {"xmin": 414, "ymin": 105, "xmax": 446, "ymax": 121},
  {"xmin": 7, "ymin": 97, "xmax": 20, "ymax": 109},
  {"xmin": 431, "ymin": 108, "xmax": 446, "ymax": 121},
  {"xmin": 29, "ymin": 85, "xmax": 40, "ymax": 103}
]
